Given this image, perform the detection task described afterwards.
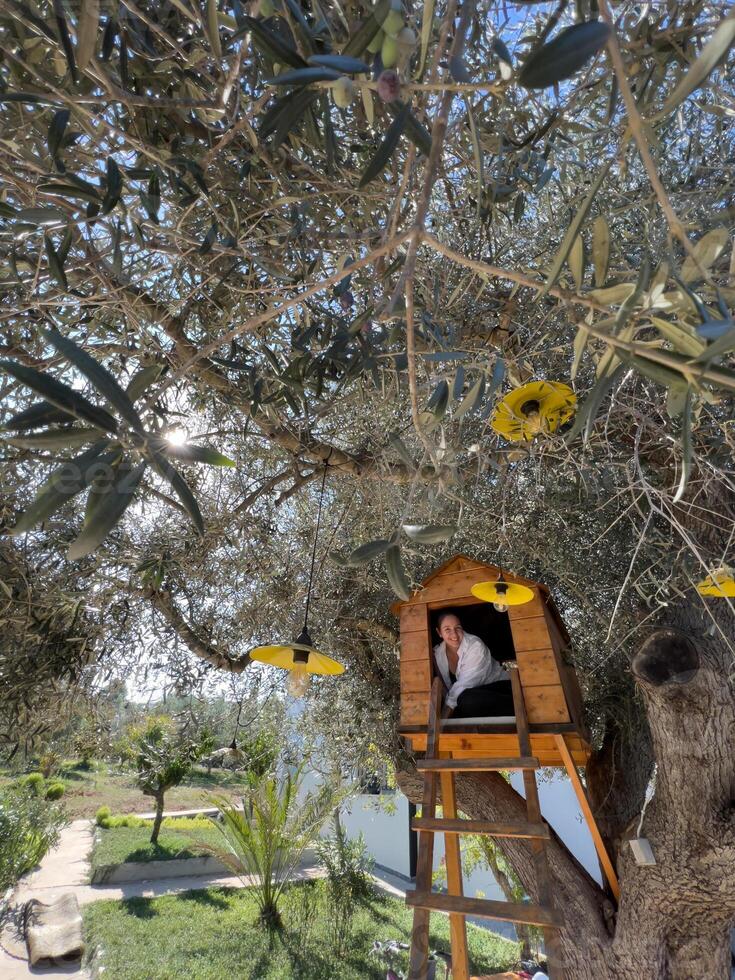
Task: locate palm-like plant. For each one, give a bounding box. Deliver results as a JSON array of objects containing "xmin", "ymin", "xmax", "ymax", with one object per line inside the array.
[{"xmin": 200, "ymin": 763, "xmax": 346, "ymax": 930}]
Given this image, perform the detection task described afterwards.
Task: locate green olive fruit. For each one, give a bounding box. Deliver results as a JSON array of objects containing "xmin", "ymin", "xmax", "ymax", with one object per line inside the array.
[
  {"xmin": 381, "ymin": 9, "xmax": 404, "ymax": 38},
  {"xmin": 381, "ymin": 34, "xmax": 399, "ymax": 68},
  {"xmin": 332, "ymin": 75, "xmax": 355, "ymax": 108},
  {"xmin": 259, "ymin": 0, "xmax": 275, "ymax": 16},
  {"xmin": 367, "ymin": 28, "xmax": 385, "ymax": 54}
]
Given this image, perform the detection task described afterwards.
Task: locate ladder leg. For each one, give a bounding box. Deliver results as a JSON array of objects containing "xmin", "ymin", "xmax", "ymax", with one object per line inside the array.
[
  {"xmin": 440, "ymin": 767, "xmax": 469, "ymax": 980},
  {"xmin": 409, "ymin": 791, "xmax": 436, "ymax": 979},
  {"xmin": 409, "ymin": 679, "xmax": 443, "ymax": 980},
  {"xmin": 509, "ymin": 667, "xmax": 566, "ymax": 980}
]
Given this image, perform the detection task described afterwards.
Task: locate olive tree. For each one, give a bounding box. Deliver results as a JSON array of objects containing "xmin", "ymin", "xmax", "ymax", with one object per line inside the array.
[{"xmin": 1, "ymin": 0, "xmax": 734, "ymax": 974}]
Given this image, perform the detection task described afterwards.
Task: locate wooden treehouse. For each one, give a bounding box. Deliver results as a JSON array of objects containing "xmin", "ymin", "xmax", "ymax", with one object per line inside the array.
[{"xmin": 393, "ymin": 555, "xmax": 618, "ymax": 980}]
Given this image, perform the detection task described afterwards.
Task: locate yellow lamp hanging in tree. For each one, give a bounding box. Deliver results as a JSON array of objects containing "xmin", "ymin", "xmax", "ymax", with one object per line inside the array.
[
  {"xmin": 491, "ymin": 380, "xmax": 576, "ymax": 442},
  {"xmin": 248, "ymin": 462, "xmax": 345, "ymax": 696},
  {"xmin": 471, "ymin": 571, "xmax": 534, "ymax": 613}
]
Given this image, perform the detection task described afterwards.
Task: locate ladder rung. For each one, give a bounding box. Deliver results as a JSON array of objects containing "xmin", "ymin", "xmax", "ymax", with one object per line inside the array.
[
  {"xmin": 405, "ymin": 890, "xmax": 562, "ymax": 928},
  {"xmin": 416, "ymin": 757, "xmax": 539, "ymax": 772},
  {"xmin": 412, "ymin": 817, "xmax": 550, "ymax": 839}
]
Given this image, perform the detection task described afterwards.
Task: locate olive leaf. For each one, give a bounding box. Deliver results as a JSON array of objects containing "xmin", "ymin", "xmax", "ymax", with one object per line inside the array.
[
  {"xmin": 347, "ymin": 539, "xmax": 392, "ymax": 566},
  {"xmin": 68, "ymin": 460, "xmax": 146, "ymax": 560},
  {"xmin": 386, "ymin": 102, "xmax": 432, "ymax": 157},
  {"xmin": 342, "ymin": 0, "xmax": 391, "ymax": 57},
  {"xmin": 268, "ymin": 67, "xmax": 341, "ymax": 86},
  {"xmin": 153, "ymin": 439, "xmax": 236, "ymax": 467},
  {"xmin": 1, "ymin": 400, "xmax": 75, "ymax": 431},
  {"xmin": 592, "ymin": 216, "xmax": 610, "ymax": 287},
  {"xmin": 539, "ymin": 159, "xmax": 613, "ymax": 298},
  {"xmin": 8, "ymin": 441, "xmax": 118, "ymax": 535},
  {"xmin": 236, "ymin": 16, "xmax": 307, "ymax": 69},
  {"xmin": 386, "ymin": 545, "xmax": 411, "ymax": 600},
  {"xmin": 402, "ymin": 524, "xmax": 457, "ymax": 544},
  {"xmin": 519, "ymin": 21, "xmax": 611, "ymax": 89},
  {"xmin": 3, "ymin": 427, "xmax": 98, "ymax": 450},
  {"xmin": 359, "ymin": 105, "xmax": 409, "ymax": 187},
  {"xmin": 308, "ymin": 55, "xmax": 369, "ymax": 74},
  {"xmin": 568, "ymin": 234, "xmax": 585, "ymax": 291},
  {"xmin": 673, "ymin": 390, "xmax": 694, "ymax": 504},
  {"xmin": 47, "ymin": 109, "xmax": 70, "ymax": 159},
  {"xmin": 148, "ymin": 450, "xmax": 204, "ymax": 535},
  {"xmin": 680, "ymin": 227, "xmax": 729, "ymax": 283},
  {"xmin": 41, "ymin": 325, "xmax": 144, "ymax": 432},
  {"xmin": 76, "ymin": 0, "xmax": 100, "ymax": 70},
  {"xmin": 44, "ymin": 236, "xmax": 68, "ymax": 291},
  {"xmin": 454, "ymin": 376, "xmax": 484, "ymax": 418},
  {"xmin": 652, "ymin": 9, "xmax": 735, "ymax": 121},
  {"xmin": 0, "ymin": 360, "xmax": 118, "ymax": 433}
]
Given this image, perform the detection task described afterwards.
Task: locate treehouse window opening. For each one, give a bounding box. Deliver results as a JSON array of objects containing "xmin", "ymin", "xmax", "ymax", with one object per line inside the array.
[
  {"xmin": 429, "ymin": 603, "xmax": 515, "ymax": 667},
  {"xmin": 429, "ymin": 604, "xmax": 516, "ymax": 719}
]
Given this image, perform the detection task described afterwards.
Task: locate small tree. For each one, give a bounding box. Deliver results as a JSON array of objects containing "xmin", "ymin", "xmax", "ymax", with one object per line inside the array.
[
  {"xmin": 121, "ymin": 716, "xmax": 213, "ymax": 844},
  {"xmin": 200, "ymin": 763, "xmax": 346, "ymax": 930}
]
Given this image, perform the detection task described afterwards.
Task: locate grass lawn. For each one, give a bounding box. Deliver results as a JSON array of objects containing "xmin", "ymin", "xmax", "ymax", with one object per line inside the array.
[
  {"xmin": 91, "ymin": 824, "xmax": 225, "ymax": 877},
  {"xmin": 83, "ymin": 881, "xmax": 520, "ymax": 979},
  {"xmin": 0, "ymin": 762, "xmax": 249, "ymax": 819}
]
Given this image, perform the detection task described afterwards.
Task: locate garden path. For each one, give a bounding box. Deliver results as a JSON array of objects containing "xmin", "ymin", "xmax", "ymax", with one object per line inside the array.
[{"xmin": 0, "ymin": 814, "xmax": 329, "ymax": 979}]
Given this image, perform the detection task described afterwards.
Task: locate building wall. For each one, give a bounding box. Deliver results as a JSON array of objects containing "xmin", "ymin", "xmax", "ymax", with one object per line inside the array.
[
  {"xmin": 338, "ymin": 770, "xmax": 603, "ymax": 890},
  {"xmin": 303, "ymin": 767, "xmax": 603, "ymax": 900}
]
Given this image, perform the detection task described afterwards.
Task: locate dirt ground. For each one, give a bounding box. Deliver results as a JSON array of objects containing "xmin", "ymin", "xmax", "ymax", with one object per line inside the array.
[{"xmin": 0, "ymin": 763, "xmax": 249, "ymax": 819}]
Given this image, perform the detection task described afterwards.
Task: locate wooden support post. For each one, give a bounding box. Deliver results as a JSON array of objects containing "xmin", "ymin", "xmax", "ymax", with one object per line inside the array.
[
  {"xmin": 554, "ymin": 734, "xmax": 620, "ymax": 902},
  {"xmin": 439, "ymin": 766, "xmax": 469, "ymax": 980}
]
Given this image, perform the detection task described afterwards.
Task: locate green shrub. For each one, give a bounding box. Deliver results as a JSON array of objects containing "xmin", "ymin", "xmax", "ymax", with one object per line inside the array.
[
  {"xmin": 316, "ymin": 814, "xmax": 374, "ymax": 956},
  {"xmin": 38, "ymin": 752, "xmax": 60, "ymax": 779},
  {"xmin": 0, "ymin": 787, "xmax": 67, "ymax": 890},
  {"xmin": 95, "ymin": 806, "xmax": 112, "ymax": 827},
  {"xmin": 45, "ymin": 782, "xmax": 65, "ymax": 801},
  {"xmin": 22, "ymin": 773, "xmax": 45, "ymax": 795}
]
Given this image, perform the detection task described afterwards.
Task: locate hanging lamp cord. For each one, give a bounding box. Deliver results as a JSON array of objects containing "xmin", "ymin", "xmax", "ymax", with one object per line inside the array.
[{"xmin": 303, "ymin": 457, "xmax": 330, "ymax": 632}]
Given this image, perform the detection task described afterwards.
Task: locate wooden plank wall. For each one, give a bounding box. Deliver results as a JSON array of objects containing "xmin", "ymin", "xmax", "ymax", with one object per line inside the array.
[
  {"xmin": 508, "ymin": 591, "xmax": 570, "ymax": 725},
  {"xmin": 400, "ymin": 603, "xmax": 432, "ymax": 726},
  {"xmin": 542, "ymin": 604, "xmax": 588, "ymax": 738}
]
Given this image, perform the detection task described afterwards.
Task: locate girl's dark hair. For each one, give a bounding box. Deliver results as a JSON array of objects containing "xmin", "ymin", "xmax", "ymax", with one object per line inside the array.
[{"xmin": 436, "ymin": 609, "xmax": 463, "ymax": 631}]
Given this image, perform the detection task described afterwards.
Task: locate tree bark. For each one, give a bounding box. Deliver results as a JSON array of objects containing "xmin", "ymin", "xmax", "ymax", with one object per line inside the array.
[{"xmin": 150, "ymin": 792, "xmax": 165, "ymax": 845}]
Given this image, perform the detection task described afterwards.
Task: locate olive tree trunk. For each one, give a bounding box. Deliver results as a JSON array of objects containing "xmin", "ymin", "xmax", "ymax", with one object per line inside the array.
[
  {"xmin": 150, "ymin": 792, "xmax": 165, "ymax": 845},
  {"xmin": 397, "ymin": 597, "xmax": 735, "ymax": 978}
]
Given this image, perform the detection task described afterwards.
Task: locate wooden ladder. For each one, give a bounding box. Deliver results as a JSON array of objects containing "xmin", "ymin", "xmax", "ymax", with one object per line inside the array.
[{"xmin": 406, "ymin": 669, "xmax": 565, "ymax": 980}]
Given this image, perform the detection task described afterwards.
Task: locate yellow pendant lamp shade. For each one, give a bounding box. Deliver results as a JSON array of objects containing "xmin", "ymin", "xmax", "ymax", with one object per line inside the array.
[
  {"xmin": 491, "ymin": 380, "xmax": 576, "ymax": 442},
  {"xmin": 696, "ymin": 571, "xmax": 735, "ymax": 598},
  {"xmin": 250, "ymin": 628, "xmax": 345, "ymax": 697},
  {"xmin": 249, "ymin": 629, "xmax": 346, "ymax": 676},
  {"xmin": 471, "ymin": 576, "xmax": 534, "ymax": 613}
]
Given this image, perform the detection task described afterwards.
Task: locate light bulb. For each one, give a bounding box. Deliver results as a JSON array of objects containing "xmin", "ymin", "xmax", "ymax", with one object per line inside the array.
[
  {"xmin": 493, "ymin": 601, "xmax": 509, "ymax": 613},
  {"xmin": 287, "ymin": 664, "xmax": 311, "ymax": 697}
]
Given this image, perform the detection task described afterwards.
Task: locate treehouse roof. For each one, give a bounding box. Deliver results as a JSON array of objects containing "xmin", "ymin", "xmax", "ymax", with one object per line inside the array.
[{"xmin": 390, "ymin": 554, "xmax": 569, "ymax": 644}]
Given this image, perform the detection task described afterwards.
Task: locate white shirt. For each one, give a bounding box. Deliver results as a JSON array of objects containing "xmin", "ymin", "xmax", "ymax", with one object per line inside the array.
[{"xmin": 433, "ymin": 632, "xmax": 506, "ymax": 709}]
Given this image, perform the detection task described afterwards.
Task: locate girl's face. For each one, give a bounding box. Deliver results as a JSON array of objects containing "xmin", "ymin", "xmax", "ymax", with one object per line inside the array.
[{"xmin": 438, "ymin": 616, "xmax": 464, "ymax": 650}]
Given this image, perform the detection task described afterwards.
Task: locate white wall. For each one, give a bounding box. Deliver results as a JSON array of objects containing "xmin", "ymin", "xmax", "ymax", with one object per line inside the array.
[
  {"xmin": 340, "ymin": 792, "xmax": 413, "ymax": 877},
  {"xmin": 303, "ymin": 768, "xmax": 603, "ymax": 898}
]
